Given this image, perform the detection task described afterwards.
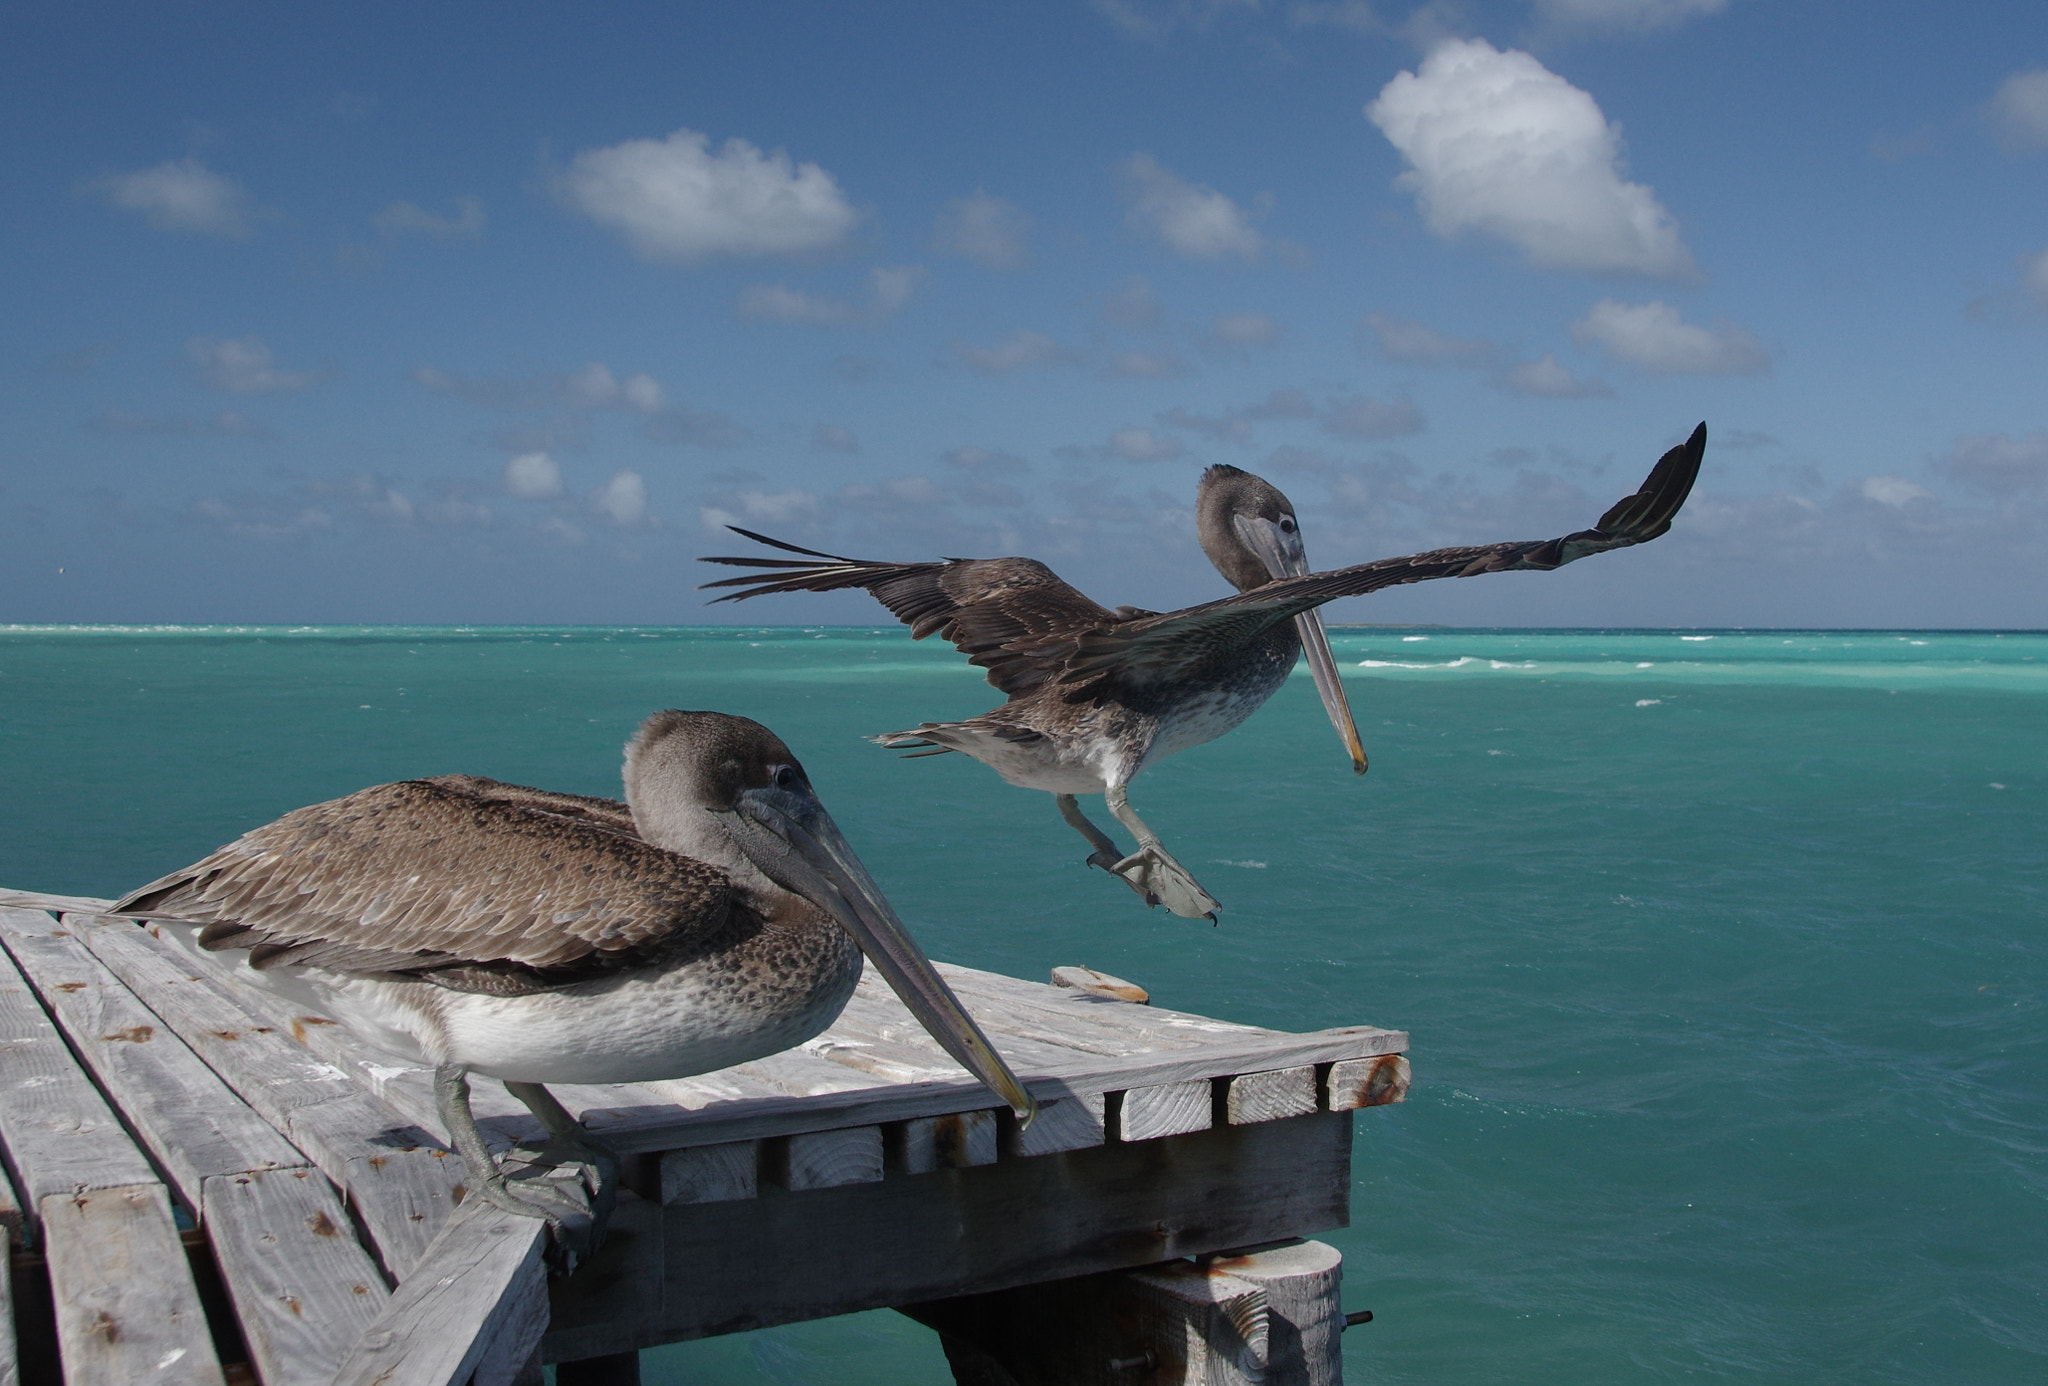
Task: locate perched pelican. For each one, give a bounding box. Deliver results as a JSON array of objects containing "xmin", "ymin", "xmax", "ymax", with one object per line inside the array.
[
  {"xmin": 114, "ymin": 710, "xmax": 1034, "ymax": 1262},
  {"xmin": 701, "ymin": 425, "xmax": 1706, "ymax": 921}
]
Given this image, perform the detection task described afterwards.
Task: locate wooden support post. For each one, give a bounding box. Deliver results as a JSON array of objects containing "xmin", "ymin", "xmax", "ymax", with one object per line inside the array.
[{"xmin": 903, "ymin": 1240, "xmax": 1346, "ymax": 1386}]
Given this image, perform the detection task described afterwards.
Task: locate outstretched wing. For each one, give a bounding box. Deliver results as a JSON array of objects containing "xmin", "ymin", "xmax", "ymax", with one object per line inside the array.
[
  {"xmin": 114, "ymin": 778, "xmax": 738, "ymax": 990},
  {"xmin": 700, "ymin": 528, "xmax": 1126, "ymax": 695},
  {"xmin": 1061, "ymin": 423, "xmax": 1706, "ymax": 695}
]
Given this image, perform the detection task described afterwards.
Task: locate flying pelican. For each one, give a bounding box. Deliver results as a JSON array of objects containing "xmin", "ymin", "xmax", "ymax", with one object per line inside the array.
[
  {"xmin": 114, "ymin": 710, "xmax": 1035, "ymax": 1263},
  {"xmin": 700, "ymin": 424, "xmax": 1706, "ymax": 921}
]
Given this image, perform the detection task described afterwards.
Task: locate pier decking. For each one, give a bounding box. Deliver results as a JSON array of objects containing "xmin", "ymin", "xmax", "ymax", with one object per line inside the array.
[{"xmin": 0, "ymin": 889, "xmax": 1408, "ymax": 1386}]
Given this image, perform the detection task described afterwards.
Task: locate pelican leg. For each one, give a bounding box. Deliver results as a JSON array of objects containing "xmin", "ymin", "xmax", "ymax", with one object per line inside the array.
[
  {"xmin": 434, "ymin": 1065, "xmax": 599, "ymax": 1272},
  {"xmin": 503, "ymin": 1079, "xmax": 619, "ymax": 1227},
  {"xmin": 1057, "ymin": 793, "xmax": 1171, "ymax": 908},
  {"xmin": 1102, "ymin": 784, "xmax": 1221, "ymax": 922}
]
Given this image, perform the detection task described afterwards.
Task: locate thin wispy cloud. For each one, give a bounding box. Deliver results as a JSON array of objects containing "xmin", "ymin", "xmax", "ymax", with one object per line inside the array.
[{"xmin": 87, "ymin": 158, "xmax": 261, "ymax": 238}]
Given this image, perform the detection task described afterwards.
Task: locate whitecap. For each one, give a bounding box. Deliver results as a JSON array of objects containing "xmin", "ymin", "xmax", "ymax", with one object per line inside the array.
[
  {"xmin": 1216, "ymin": 859, "xmax": 1268, "ymax": 869},
  {"xmin": 1636, "ymin": 698, "xmax": 1662, "ymax": 707},
  {"xmin": 1402, "ymin": 635, "xmax": 1430, "ymax": 642},
  {"xmin": 1681, "ymin": 635, "xmax": 1713, "ymax": 641},
  {"xmin": 1636, "ymin": 662, "xmax": 1655, "ymax": 669},
  {"xmin": 1489, "ymin": 660, "xmax": 1533, "ymax": 669}
]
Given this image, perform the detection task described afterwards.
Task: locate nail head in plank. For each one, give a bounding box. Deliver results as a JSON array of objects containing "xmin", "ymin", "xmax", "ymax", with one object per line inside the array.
[
  {"xmin": 1118, "ymin": 1079, "xmax": 1214, "ymax": 1143},
  {"xmin": 659, "ymin": 1142, "xmax": 758, "ymax": 1206},
  {"xmin": 1, "ymin": 915, "xmax": 306, "ymax": 1207},
  {"xmin": 328, "ymin": 1201, "xmax": 550, "ymax": 1386},
  {"xmin": 1326, "ymin": 1054, "xmax": 1411, "ymax": 1110},
  {"xmin": 768, "ymin": 1127, "xmax": 884, "ymax": 1192},
  {"xmin": 1049, "ymin": 966, "xmax": 1150, "ymax": 1004},
  {"xmin": 39, "ymin": 1183, "xmax": 225, "ymax": 1386},
  {"xmin": 1224, "ymin": 1067, "xmax": 1319, "ymax": 1126},
  {"xmin": 1001, "ymin": 1092, "xmax": 1106, "ymax": 1158},
  {"xmin": 893, "ymin": 1110, "xmax": 998, "ymax": 1175},
  {"xmin": 199, "ymin": 1168, "xmax": 389, "ymax": 1386}
]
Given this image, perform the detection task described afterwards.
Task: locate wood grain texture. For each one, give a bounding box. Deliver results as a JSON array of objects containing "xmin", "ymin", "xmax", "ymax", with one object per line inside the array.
[
  {"xmin": 327, "ymin": 1200, "xmax": 550, "ymax": 1386},
  {"xmin": 537, "ymin": 1192, "xmax": 665, "ymax": 1367},
  {"xmin": 1118, "ymin": 1079, "xmax": 1213, "ymax": 1143},
  {"xmin": 651, "ymin": 1113, "xmax": 1353, "ymax": 1347},
  {"xmin": 894, "ymin": 1109, "xmax": 998, "ymax": 1175},
  {"xmin": 769, "ymin": 1127, "xmax": 884, "ymax": 1192},
  {"xmin": 1224, "ymin": 1066, "xmax": 1318, "ymax": 1126},
  {"xmin": 200, "ymin": 1168, "xmax": 389, "ymax": 1386},
  {"xmin": 0, "ymin": 1244, "xmax": 15, "ymax": 1386},
  {"xmin": 39, "ymin": 1183, "xmax": 225, "ymax": 1386},
  {"xmin": 1002, "ymin": 1093, "xmax": 1106, "ymax": 1158},
  {"xmin": 1205, "ymin": 1240, "xmax": 1345, "ymax": 1386},
  {"xmin": 1326, "ymin": 1053, "xmax": 1411, "ymax": 1110},
  {"xmin": 0, "ymin": 912, "xmax": 306, "ymax": 1206},
  {"xmin": 659, "ymin": 1143, "xmax": 757, "ymax": 1206}
]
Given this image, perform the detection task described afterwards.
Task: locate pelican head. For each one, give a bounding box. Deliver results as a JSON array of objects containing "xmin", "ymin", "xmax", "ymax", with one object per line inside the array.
[
  {"xmin": 1195, "ymin": 466, "xmax": 1368, "ymax": 775},
  {"xmin": 625, "ymin": 710, "xmax": 1035, "ymax": 1122}
]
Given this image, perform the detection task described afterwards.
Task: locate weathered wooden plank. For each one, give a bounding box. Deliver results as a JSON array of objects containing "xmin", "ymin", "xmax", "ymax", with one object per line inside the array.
[
  {"xmin": 40, "ymin": 1183, "xmax": 225, "ymax": 1386},
  {"xmin": 1049, "ymin": 966, "xmax": 1150, "ymax": 1004},
  {"xmin": 1206, "ymin": 1240, "xmax": 1345, "ymax": 1386},
  {"xmin": 768, "ymin": 1127, "xmax": 884, "ymax": 1192},
  {"xmin": 0, "ymin": 912, "xmax": 306, "ymax": 1207},
  {"xmin": 0, "ymin": 1239, "xmax": 16, "ymax": 1386},
  {"xmin": 1003, "ymin": 1092, "xmax": 1107, "ymax": 1158},
  {"xmin": 327, "ymin": 1200, "xmax": 550, "ymax": 1386},
  {"xmin": 0, "ymin": 918, "xmax": 159, "ymax": 1224},
  {"xmin": 200, "ymin": 1168, "xmax": 389, "ymax": 1386},
  {"xmin": 659, "ymin": 1143, "xmax": 757, "ymax": 1206},
  {"xmin": 0, "ymin": 891, "xmax": 114, "ymax": 916},
  {"xmin": 1326, "ymin": 1053, "xmax": 1411, "ymax": 1110},
  {"xmin": 1224, "ymin": 1066, "xmax": 1319, "ymax": 1126},
  {"xmin": 537, "ymin": 1192, "xmax": 664, "ymax": 1367},
  {"xmin": 0, "ymin": 1143, "xmax": 22, "ymax": 1249},
  {"xmin": 649, "ymin": 1114, "xmax": 1354, "ymax": 1347},
  {"xmin": 932, "ymin": 963, "xmax": 1265, "ymax": 1046},
  {"xmin": 1118, "ymin": 1079, "xmax": 1213, "ymax": 1143},
  {"xmin": 64, "ymin": 915, "xmax": 462, "ymax": 1277},
  {"xmin": 893, "ymin": 1109, "xmax": 998, "ymax": 1175}
]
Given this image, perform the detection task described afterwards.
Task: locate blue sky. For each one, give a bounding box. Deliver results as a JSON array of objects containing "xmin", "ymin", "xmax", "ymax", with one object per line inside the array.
[{"xmin": 5, "ymin": 0, "xmax": 2047, "ymax": 627}]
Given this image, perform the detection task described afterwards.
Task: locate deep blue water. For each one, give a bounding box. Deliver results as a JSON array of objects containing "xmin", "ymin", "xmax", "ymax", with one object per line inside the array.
[{"xmin": 2, "ymin": 626, "xmax": 2043, "ymax": 1384}]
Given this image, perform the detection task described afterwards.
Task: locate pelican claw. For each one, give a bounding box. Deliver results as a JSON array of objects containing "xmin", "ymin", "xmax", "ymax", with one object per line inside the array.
[{"xmin": 1104, "ymin": 845, "xmax": 1220, "ymax": 922}]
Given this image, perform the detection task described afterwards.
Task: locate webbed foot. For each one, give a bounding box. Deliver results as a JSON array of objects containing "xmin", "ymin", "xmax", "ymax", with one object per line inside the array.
[{"xmin": 1089, "ymin": 844, "xmax": 1220, "ymax": 920}]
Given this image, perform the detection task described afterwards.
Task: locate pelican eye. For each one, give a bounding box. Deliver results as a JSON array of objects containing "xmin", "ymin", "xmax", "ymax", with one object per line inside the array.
[
  {"xmin": 771, "ymin": 764, "xmax": 800, "ymax": 791},
  {"xmin": 1279, "ymin": 517, "xmax": 1297, "ymax": 534}
]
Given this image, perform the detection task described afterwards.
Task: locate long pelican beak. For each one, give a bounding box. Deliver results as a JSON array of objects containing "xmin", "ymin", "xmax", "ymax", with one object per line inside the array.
[
  {"xmin": 718, "ymin": 786, "xmax": 1037, "ymax": 1126},
  {"xmin": 1294, "ymin": 607, "xmax": 1367, "ymax": 775}
]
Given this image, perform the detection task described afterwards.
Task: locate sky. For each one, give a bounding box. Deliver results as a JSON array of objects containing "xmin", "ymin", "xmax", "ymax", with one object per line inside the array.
[{"xmin": 5, "ymin": 0, "xmax": 2047, "ymax": 628}]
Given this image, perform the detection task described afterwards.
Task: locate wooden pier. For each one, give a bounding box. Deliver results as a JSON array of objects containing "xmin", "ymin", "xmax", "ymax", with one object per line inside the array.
[{"xmin": 0, "ymin": 889, "xmax": 1408, "ymax": 1386}]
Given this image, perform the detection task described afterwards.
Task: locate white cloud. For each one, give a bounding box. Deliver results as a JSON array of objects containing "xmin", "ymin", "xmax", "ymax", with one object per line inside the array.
[
  {"xmin": 591, "ymin": 469, "xmax": 649, "ymax": 526},
  {"xmin": 700, "ymin": 487, "xmax": 823, "ymax": 533},
  {"xmin": 564, "ymin": 362, "xmax": 665, "ymax": 412},
  {"xmin": 1360, "ymin": 312, "xmax": 1493, "ymax": 365},
  {"xmin": 89, "ymin": 158, "xmax": 257, "ymax": 237},
  {"xmin": 1989, "ymin": 69, "xmax": 2048, "ymax": 151},
  {"xmin": 1531, "ymin": 0, "xmax": 1727, "ymax": 33},
  {"xmin": 738, "ymin": 265, "xmax": 922, "ymax": 327},
  {"xmin": 504, "ymin": 452, "xmax": 563, "ymax": 499},
  {"xmin": 187, "ymin": 336, "xmax": 324, "ymax": 394},
  {"xmin": 1860, "ymin": 476, "xmax": 1933, "ymax": 509},
  {"xmin": 1211, "ymin": 312, "xmax": 1279, "ymax": 347},
  {"xmin": 1118, "ymin": 153, "xmax": 1266, "ymax": 261},
  {"xmin": 934, "ymin": 191, "xmax": 1032, "ymax": 270},
  {"xmin": 1934, "ymin": 432, "xmax": 2048, "ymax": 496},
  {"xmin": 374, "ymin": 196, "xmax": 485, "ymax": 239},
  {"xmin": 1571, "ymin": 299, "xmax": 1770, "ymax": 375},
  {"xmin": 553, "ymin": 128, "xmax": 858, "ymax": 262},
  {"xmin": 952, "ymin": 330, "xmax": 1072, "ymax": 375},
  {"xmin": 1321, "ymin": 394, "xmax": 1426, "ymax": 440},
  {"xmin": 1495, "ymin": 352, "xmax": 1614, "ymax": 398},
  {"xmin": 1367, "ymin": 39, "xmax": 1694, "ymax": 278},
  {"xmin": 813, "ymin": 423, "xmax": 859, "ymax": 453}
]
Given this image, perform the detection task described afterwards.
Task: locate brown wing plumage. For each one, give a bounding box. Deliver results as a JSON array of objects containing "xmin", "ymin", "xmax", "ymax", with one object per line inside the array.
[
  {"xmin": 699, "ymin": 528, "xmax": 1123, "ymax": 695},
  {"xmin": 1060, "ymin": 423, "xmax": 1706, "ymax": 695},
  {"xmin": 114, "ymin": 778, "xmax": 735, "ymax": 988}
]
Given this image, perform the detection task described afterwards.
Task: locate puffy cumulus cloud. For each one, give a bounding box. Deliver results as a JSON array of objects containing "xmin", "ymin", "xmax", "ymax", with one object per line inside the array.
[
  {"xmin": 373, "ymin": 196, "xmax": 485, "ymax": 239},
  {"xmin": 591, "ymin": 469, "xmax": 649, "ymax": 527},
  {"xmin": 88, "ymin": 158, "xmax": 259, "ymax": 237},
  {"xmin": 934, "ymin": 191, "xmax": 1033, "ymax": 270},
  {"xmin": 1933, "ymin": 432, "xmax": 2048, "ymax": 496},
  {"xmin": 1321, "ymin": 394, "xmax": 1425, "ymax": 440},
  {"xmin": 563, "ymin": 362, "xmax": 665, "ymax": 413},
  {"xmin": 187, "ymin": 336, "xmax": 326, "ymax": 395},
  {"xmin": 700, "ymin": 486, "xmax": 823, "ymax": 534},
  {"xmin": 1989, "ymin": 69, "xmax": 2048, "ymax": 152},
  {"xmin": 1367, "ymin": 40, "xmax": 1694, "ymax": 278},
  {"xmin": 812, "ymin": 423, "xmax": 860, "ymax": 453},
  {"xmin": 1360, "ymin": 312, "xmax": 1492, "ymax": 365},
  {"xmin": 1210, "ymin": 312, "xmax": 1279, "ymax": 348},
  {"xmin": 951, "ymin": 330, "xmax": 1074, "ymax": 375},
  {"xmin": 1531, "ymin": 0, "xmax": 1727, "ymax": 33},
  {"xmin": 85, "ymin": 408, "xmax": 269, "ymax": 437},
  {"xmin": 1118, "ymin": 154, "xmax": 1266, "ymax": 261},
  {"xmin": 552, "ymin": 129, "xmax": 858, "ymax": 263},
  {"xmin": 504, "ymin": 452, "xmax": 563, "ymax": 499},
  {"xmin": 1571, "ymin": 299, "xmax": 1770, "ymax": 375},
  {"xmin": 738, "ymin": 265, "xmax": 922, "ymax": 327},
  {"xmin": 1494, "ymin": 353, "xmax": 1614, "ymax": 398}
]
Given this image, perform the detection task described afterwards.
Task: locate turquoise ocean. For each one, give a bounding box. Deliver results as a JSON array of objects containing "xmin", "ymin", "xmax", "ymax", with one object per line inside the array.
[{"xmin": 1, "ymin": 625, "xmax": 2042, "ymax": 1384}]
